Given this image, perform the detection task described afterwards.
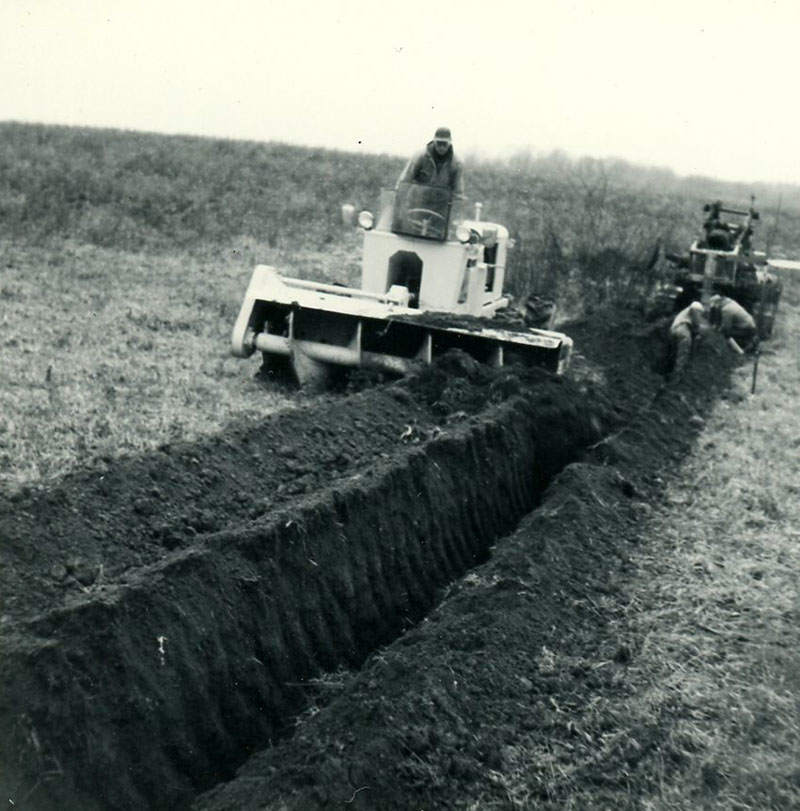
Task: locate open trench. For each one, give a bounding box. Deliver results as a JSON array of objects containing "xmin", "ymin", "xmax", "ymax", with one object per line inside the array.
[{"xmin": 0, "ymin": 382, "xmax": 604, "ymax": 811}]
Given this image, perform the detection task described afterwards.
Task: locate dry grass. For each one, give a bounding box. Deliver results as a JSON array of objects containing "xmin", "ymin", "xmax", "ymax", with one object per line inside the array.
[
  {"xmin": 0, "ymin": 238, "xmax": 289, "ymax": 491},
  {"xmin": 462, "ymin": 275, "xmax": 800, "ymax": 810},
  {"xmin": 621, "ymin": 273, "xmax": 800, "ymax": 809}
]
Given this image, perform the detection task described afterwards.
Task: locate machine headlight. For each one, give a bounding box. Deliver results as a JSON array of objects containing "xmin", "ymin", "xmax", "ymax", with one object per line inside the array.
[
  {"xmin": 455, "ymin": 225, "xmax": 472, "ymax": 243},
  {"xmin": 358, "ymin": 210, "xmax": 374, "ymax": 230}
]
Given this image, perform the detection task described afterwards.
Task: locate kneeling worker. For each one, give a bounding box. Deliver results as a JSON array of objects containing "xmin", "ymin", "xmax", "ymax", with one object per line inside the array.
[
  {"xmin": 709, "ymin": 294, "xmax": 759, "ymax": 353},
  {"xmin": 669, "ymin": 301, "xmax": 706, "ymax": 382}
]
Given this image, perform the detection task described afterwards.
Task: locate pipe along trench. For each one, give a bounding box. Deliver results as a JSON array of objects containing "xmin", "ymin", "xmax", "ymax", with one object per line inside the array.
[{"xmin": 0, "ymin": 386, "xmax": 601, "ymax": 811}]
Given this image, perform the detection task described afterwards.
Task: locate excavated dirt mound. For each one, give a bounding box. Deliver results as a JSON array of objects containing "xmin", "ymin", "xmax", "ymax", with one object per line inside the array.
[
  {"xmin": 0, "ymin": 309, "xmax": 735, "ymax": 811},
  {"xmin": 0, "ymin": 357, "xmax": 585, "ymax": 625}
]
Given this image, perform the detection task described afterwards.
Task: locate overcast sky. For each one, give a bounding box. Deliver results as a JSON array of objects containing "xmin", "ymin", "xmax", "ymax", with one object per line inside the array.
[{"xmin": 2, "ymin": 0, "xmax": 798, "ymax": 185}]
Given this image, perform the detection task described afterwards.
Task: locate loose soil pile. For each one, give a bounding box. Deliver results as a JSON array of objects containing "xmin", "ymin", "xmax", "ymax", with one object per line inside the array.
[{"xmin": 0, "ymin": 308, "xmax": 734, "ymax": 811}]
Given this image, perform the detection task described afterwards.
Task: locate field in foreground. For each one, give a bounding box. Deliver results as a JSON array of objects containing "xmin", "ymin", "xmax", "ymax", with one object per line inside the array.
[
  {"xmin": 0, "ymin": 234, "xmax": 367, "ymax": 492},
  {"xmin": 5, "ymin": 258, "xmax": 798, "ymax": 810},
  {"xmin": 193, "ymin": 276, "xmax": 800, "ymax": 811},
  {"xmin": 618, "ymin": 279, "xmax": 800, "ymax": 809}
]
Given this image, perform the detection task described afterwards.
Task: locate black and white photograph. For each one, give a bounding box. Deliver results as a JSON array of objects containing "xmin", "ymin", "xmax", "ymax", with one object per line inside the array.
[{"xmin": 2, "ymin": 1, "xmax": 799, "ymax": 809}]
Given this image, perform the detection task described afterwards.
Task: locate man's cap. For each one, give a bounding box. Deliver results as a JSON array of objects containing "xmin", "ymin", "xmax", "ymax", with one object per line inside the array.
[
  {"xmin": 709, "ymin": 294, "xmax": 723, "ymax": 307},
  {"xmin": 689, "ymin": 301, "xmax": 704, "ymax": 312},
  {"xmin": 434, "ymin": 126, "xmax": 452, "ymax": 143}
]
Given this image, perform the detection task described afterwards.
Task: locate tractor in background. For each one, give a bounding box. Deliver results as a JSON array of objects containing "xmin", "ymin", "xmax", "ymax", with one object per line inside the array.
[{"xmin": 663, "ymin": 198, "xmax": 782, "ymax": 338}]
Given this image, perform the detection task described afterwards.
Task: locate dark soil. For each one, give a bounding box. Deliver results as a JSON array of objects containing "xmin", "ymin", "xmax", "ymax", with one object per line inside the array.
[{"xmin": 0, "ymin": 308, "xmax": 735, "ymax": 811}]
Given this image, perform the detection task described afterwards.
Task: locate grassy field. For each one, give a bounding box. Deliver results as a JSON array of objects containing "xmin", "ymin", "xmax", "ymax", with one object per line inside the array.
[
  {"xmin": 0, "ymin": 226, "xmax": 374, "ymax": 491},
  {"xmin": 624, "ymin": 274, "xmax": 800, "ymax": 809},
  {"xmin": 0, "ymin": 238, "xmax": 275, "ymax": 490},
  {"xmin": 3, "ymin": 121, "xmax": 799, "ymax": 302},
  {"xmin": 522, "ymin": 274, "xmax": 800, "ymax": 810},
  {"xmin": 3, "ymin": 121, "xmax": 799, "ymax": 493}
]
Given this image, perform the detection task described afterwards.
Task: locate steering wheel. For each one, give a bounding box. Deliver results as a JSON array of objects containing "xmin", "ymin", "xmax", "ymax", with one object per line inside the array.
[{"xmin": 405, "ymin": 208, "xmax": 446, "ymax": 238}]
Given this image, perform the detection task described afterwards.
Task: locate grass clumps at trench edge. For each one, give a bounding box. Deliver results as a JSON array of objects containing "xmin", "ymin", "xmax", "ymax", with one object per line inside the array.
[
  {"xmin": 622, "ymin": 279, "xmax": 800, "ymax": 809},
  {"xmin": 486, "ymin": 276, "xmax": 800, "ymax": 810}
]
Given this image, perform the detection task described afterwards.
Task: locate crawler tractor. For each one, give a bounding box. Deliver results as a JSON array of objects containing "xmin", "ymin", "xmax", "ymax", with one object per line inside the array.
[
  {"xmin": 231, "ymin": 182, "xmax": 573, "ymax": 387},
  {"xmin": 664, "ymin": 198, "xmax": 782, "ymax": 337}
]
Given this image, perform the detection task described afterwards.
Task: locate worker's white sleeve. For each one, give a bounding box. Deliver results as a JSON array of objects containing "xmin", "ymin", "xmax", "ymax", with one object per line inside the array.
[{"xmin": 452, "ymin": 163, "xmax": 465, "ymax": 200}]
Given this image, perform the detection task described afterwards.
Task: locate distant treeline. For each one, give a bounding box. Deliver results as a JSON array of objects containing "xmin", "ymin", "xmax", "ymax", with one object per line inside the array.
[{"xmin": 1, "ymin": 121, "xmax": 798, "ymax": 303}]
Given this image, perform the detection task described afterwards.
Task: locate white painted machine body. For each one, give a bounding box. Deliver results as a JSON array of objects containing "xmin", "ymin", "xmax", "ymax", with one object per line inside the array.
[{"xmin": 231, "ymin": 184, "xmax": 572, "ymax": 387}]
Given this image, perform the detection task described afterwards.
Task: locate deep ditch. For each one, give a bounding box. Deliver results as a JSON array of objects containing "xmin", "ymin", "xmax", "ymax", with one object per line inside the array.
[
  {"xmin": 1, "ymin": 311, "xmax": 736, "ymax": 811},
  {"xmin": 0, "ymin": 371, "xmax": 603, "ymax": 811}
]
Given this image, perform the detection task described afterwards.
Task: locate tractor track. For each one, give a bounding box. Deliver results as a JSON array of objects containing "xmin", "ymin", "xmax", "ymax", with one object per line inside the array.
[{"xmin": 0, "ymin": 309, "xmax": 735, "ymax": 811}]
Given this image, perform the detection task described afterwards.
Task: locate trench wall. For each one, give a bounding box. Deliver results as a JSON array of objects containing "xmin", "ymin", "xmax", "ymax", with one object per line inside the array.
[{"xmin": 0, "ymin": 393, "xmax": 598, "ymax": 811}]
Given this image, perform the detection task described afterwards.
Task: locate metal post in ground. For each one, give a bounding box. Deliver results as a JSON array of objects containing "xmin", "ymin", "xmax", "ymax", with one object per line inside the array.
[{"xmin": 751, "ymin": 348, "xmax": 760, "ymax": 394}]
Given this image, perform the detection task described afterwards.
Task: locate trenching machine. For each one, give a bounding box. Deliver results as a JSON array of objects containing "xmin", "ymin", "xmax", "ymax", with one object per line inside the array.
[{"xmin": 231, "ymin": 182, "xmax": 573, "ymax": 387}]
